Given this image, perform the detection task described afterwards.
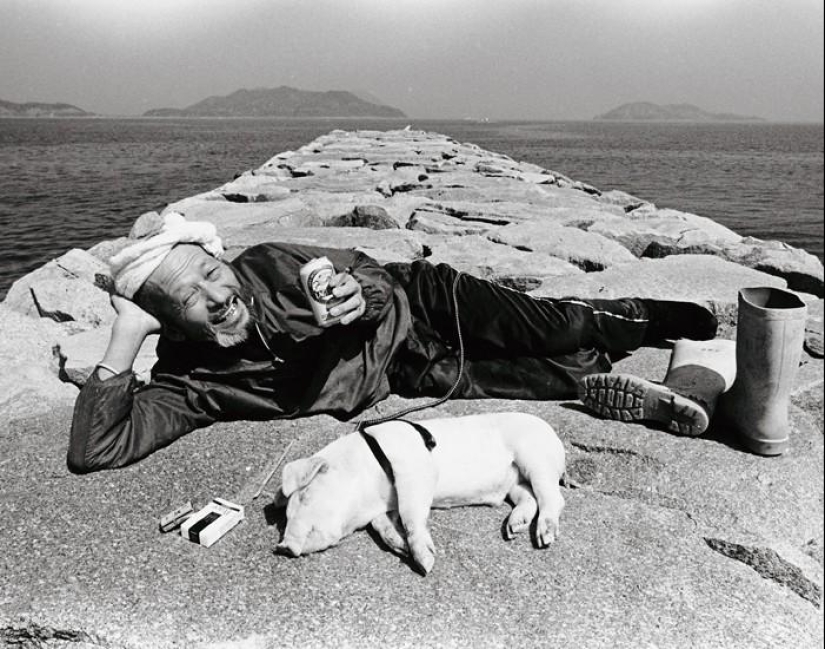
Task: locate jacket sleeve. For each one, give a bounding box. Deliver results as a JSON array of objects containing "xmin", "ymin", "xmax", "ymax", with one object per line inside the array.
[{"xmin": 67, "ymin": 370, "xmax": 216, "ymax": 474}]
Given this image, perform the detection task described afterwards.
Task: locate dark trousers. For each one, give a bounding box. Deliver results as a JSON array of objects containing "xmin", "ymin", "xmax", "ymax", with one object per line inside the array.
[{"xmin": 386, "ymin": 261, "xmax": 651, "ymax": 400}]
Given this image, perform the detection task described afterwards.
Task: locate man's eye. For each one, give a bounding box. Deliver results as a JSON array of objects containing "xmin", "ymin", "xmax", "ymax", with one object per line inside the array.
[
  {"xmin": 207, "ymin": 267, "xmax": 219, "ymax": 279},
  {"xmin": 183, "ymin": 291, "xmax": 199, "ymax": 308}
]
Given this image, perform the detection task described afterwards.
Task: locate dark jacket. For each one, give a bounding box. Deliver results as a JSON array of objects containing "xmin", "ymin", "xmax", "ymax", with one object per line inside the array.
[{"xmin": 67, "ymin": 243, "xmax": 411, "ymax": 473}]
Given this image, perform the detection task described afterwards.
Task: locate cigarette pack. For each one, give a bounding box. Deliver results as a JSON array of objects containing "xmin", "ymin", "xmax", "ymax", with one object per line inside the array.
[{"xmin": 180, "ymin": 498, "xmax": 244, "ymax": 548}]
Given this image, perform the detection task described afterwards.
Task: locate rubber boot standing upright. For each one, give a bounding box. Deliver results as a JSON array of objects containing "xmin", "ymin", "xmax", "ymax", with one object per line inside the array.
[
  {"xmin": 719, "ymin": 287, "xmax": 808, "ymax": 456},
  {"xmin": 579, "ymin": 338, "xmax": 737, "ymax": 436}
]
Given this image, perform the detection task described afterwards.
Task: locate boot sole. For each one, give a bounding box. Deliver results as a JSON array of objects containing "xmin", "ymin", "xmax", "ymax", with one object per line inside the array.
[{"xmin": 579, "ymin": 374, "xmax": 710, "ymax": 437}]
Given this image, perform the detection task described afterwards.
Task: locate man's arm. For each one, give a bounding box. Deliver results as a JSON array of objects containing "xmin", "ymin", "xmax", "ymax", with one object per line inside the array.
[
  {"xmin": 67, "ymin": 296, "xmax": 215, "ymax": 473},
  {"xmin": 93, "ymin": 295, "xmax": 161, "ymax": 379}
]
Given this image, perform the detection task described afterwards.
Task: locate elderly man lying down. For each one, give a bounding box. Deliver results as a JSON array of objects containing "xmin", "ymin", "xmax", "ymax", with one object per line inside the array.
[{"xmin": 67, "ymin": 213, "xmax": 717, "ymax": 473}]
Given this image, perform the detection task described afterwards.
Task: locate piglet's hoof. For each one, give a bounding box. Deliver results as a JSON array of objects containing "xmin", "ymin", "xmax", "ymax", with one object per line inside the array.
[
  {"xmin": 535, "ymin": 516, "xmax": 560, "ymax": 548},
  {"xmin": 410, "ymin": 533, "xmax": 436, "ymax": 575}
]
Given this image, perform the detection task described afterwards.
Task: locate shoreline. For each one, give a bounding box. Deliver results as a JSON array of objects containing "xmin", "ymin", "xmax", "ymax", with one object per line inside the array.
[{"xmin": 3, "ymin": 114, "xmax": 825, "ymax": 124}]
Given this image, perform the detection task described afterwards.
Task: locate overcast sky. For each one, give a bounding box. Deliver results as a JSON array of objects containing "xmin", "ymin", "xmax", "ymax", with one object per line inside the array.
[{"xmin": 2, "ymin": 0, "xmax": 822, "ymax": 121}]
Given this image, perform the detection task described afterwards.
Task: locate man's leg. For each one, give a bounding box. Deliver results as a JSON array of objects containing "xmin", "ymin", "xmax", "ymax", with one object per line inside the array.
[
  {"xmin": 389, "ymin": 261, "xmax": 717, "ymax": 359},
  {"xmin": 386, "ymin": 312, "xmax": 613, "ymax": 401}
]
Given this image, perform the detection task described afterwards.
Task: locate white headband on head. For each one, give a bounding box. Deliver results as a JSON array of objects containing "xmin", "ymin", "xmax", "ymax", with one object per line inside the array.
[{"xmin": 109, "ymin": 212, "xmax": 224, "ymax": 298}]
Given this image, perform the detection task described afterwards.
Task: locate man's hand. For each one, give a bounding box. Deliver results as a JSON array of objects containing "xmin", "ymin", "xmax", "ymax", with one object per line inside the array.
[
  {"xmin": 111, "ymin": 295, "xmax": 162, "ymax": 336},
  {"xmin": 328, "ymin": 271, "xmax": 366, "ymax": 325}
]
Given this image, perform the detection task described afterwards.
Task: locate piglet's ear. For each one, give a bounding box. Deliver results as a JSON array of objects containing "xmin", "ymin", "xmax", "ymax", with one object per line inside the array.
[{"xmin": 281, "ymin": 457, "xmax": 328, "ymax": 497}]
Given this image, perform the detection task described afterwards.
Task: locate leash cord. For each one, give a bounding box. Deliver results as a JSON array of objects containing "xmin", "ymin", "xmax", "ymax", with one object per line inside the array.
[
  {"xmin": 355, "ymin": 271, "xmax": 465, "ymax": 432},
  {"xmin": 250, "ymin": 440, "xmax": 295, "ymax": 501}
]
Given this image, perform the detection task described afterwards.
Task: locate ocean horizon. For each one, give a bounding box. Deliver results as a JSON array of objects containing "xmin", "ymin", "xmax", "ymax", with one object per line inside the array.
[{"xmin": 1, "ymin": 117, "xmax": 822, "ymax": 300}]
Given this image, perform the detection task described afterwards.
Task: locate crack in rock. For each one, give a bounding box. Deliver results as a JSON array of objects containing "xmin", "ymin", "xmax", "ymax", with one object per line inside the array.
[
  {"xmin": 590, "ymin": 487, "xmax": 690, "ymax": 514},
  {"xmin": 1, "ymin": 621, "xmax": 106, "ymax": 647},
  {"xmin": 569, "ymin": 441, "xmax": 649, "ymax": 458},
  {"xmin": 704, "ymin": 537, "xmax": 822, "ymax": 608}
]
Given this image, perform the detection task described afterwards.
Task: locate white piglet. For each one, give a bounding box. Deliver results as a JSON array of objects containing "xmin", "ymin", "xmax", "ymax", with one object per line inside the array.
[{"xmin": 274, "ymin": 412, "xmax": 566, "ymax": 574}]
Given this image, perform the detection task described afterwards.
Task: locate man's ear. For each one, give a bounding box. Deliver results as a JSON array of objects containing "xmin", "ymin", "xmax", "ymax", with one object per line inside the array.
[{"xmin": 280, "ymin": 457, "xmax": 328, "ymax": 497}]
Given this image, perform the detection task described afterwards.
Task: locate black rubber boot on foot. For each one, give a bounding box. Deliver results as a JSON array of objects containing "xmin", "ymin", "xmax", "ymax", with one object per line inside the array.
[
  {"xmin": 642, "ymin": 300, "xmax": 718, "ymax": 343},
  {"xmin": 578, "ymin": 340, "xmax": 735, "ymax": 437},
  {"xmin": 578, "ymin": 374, "xmax": 711, "ymax": 436}
]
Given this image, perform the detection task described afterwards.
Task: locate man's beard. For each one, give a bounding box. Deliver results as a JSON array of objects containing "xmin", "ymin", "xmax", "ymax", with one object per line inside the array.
[
  {"xmin": 206, "ymin": 285, "xmax": 254, "ymax": 348},
  {"xmin": 213, "ymin": 316, "xmax": 252, "ymax": 348}
]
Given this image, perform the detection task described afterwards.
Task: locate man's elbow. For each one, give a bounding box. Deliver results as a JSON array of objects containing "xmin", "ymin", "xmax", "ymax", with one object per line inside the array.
[
  {"xmin": 66, "ymin": 430, "xmax": 116, "ymax": 474},
  {"xmin": 66, "ymin": 448, "xmax": 99, "ymax": 474}
]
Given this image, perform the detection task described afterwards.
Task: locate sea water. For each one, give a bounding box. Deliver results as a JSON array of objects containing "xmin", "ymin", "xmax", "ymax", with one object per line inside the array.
[{"xmin": 0, "ymin": 117, "xmax": 822, "ymax": 299}]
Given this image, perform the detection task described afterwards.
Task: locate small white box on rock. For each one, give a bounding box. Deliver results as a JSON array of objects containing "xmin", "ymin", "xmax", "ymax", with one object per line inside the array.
[{"xmin": 180, "ymin": 498, "xmax": 244, "ymax": 548}]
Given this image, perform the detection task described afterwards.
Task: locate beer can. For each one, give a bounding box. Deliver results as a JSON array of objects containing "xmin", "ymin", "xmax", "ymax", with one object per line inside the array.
[{"xmin": 299, "ymin": 257, "xmax": 345, "ymax": 327}]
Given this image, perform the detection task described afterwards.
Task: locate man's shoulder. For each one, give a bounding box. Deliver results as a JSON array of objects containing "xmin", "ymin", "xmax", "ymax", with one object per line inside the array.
[
  {"xmin": 231, "ymin": 241, "xmax": 344, "ymax": 264},
  {"xmin": 232, "ymin": 241, "xmax": 300, "ymax": 262},
  {"xmin": 231, "ymin": 241, "xmax": 363, "ymax": 275},
  {"xmin": 230, "ymin": 242, "xmax": 304, "ymax": 274}
]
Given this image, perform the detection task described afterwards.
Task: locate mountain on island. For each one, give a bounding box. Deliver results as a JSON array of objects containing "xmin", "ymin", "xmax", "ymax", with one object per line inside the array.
[
  {"xmin": 0, "ymin": 99, "xmax": 95, "ymax": 117},
  {"xmin": 595, "ymin": 102, "xmax": 763, "ymax": 122},
  {"xmin": 144, "ymin": 86, "xmax": 407, "ymax": 118}
]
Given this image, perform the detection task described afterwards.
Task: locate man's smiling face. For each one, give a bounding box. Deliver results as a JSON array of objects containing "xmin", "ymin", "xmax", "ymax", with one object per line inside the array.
[{"xmin": 141, "ymin": 244, "xmax": 252, "ymax": 347}]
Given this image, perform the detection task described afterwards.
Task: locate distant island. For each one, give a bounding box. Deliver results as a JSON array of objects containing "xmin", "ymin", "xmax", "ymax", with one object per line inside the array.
[
  {"xmin": 144, "ymin": 86, "xmax": 407, "ymax": 118},
  {"xmin": 595, "ymin": 102, "xmax": 764, "ymax": 122},
  {"xmin": 0, "ymin": 99, "xmax": 94, "ymax": 118}
]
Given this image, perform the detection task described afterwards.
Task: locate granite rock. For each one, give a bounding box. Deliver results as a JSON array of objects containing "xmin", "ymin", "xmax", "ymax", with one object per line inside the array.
[
  {"xmin": 0, "ymin": 306, "xmax": 78, "ymax": 419},
  {"xmin": 164, "ymin": 196, "xmax": 323, "ymax": 231},
  {"xmin": 730, "ymin": 238, "xmax": 824, "ymax": 297},
  {"xmin": 422, "ymin": 234, "xmax": 583, "ymax": 286},
  {"xmin": 57, "ymin": 329, "xmax": 159, "ymax": 386},
  {"xmin": 327, "ymin": 204, "xmax": 399, "ymax": 230},
  {"xmin": 805, "ymin": 299, "xmax": 824, "ymax": 358},
  {"xmin": 596, "ymin": 189, "xmax": 652, "ymax": 212},
  {"xmin": 489, "ymin": 221, "xmax": 638, "ymax": 271},
  {"xmin": 223, "ymin": 226, "xmax": 425, "ymax": 265},
  {"xmin": 29, "ymin": 278, "xmax": 114, "ymax": 328},
  {"xmin": 406, "ymin": 205, "xmax": 499, "ymax": 236},
  {"xmin": 4, "ymin": 248, "xmax": 112, "ymax": 321},
  {"xmin": 530, "ymin": 254, "xmax": 795, "ymax": 323}
]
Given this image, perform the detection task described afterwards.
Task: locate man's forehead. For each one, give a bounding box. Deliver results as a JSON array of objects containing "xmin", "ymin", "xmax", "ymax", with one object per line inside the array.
[{"xmin": 147, "ymin": 244, "xmax": 214, "ymax": 294}]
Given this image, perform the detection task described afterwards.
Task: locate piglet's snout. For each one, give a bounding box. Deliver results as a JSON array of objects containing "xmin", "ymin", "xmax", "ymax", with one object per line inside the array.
[{"xmin": 275, "ymin": 540, "xmax": 302, "ymax": 557}]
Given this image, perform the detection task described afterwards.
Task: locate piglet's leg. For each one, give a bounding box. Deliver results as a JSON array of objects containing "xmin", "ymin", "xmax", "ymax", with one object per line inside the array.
[
  {"xmin": 517, "ymin": 452, "xmax": 565, "ymax": 548},
  {"xmin": 392, "ymin": 461, "xmax": 437, "ymax": 575},
  {"xmin": 370, "ymin": 511, "xmax": 409, "ymax": 557},
  {"xmin": 505, "ymin": 482, "xmax": 538, "ymax": 540},
  {"xmin": 529, "ymin": 471, "xmax": 565, "ymax": 548}
]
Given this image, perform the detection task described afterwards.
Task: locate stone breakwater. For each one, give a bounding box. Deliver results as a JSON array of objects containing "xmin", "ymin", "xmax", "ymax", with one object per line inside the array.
[
  {"xmin": 2, "ymin": 128, "xmax": 822, "ymax": 410},
  {"xmin": 0, "ymin": 129, "xmax": 823, "ymax": 648}
]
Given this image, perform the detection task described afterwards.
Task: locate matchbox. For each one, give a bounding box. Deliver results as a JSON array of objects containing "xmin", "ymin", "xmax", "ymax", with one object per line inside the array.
[{"xmin": 159, "ymin": 501, "xmax": 193, "ymax": 533}]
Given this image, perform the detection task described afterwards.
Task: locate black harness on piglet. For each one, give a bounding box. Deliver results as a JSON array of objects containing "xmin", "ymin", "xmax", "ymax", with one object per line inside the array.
[{"xmin": 359, "ymin": 420, "xmax": 436, "ymax": 483}]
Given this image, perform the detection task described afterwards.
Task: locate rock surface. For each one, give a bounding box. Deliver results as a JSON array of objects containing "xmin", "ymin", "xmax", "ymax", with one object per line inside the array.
[
  {"xmin": 1, "ymin": 128, "xmax": 822, "ymax": 649},
  {"xmin": 0, "ymin": 306, "xmax": 78, "ymax": 421}
]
